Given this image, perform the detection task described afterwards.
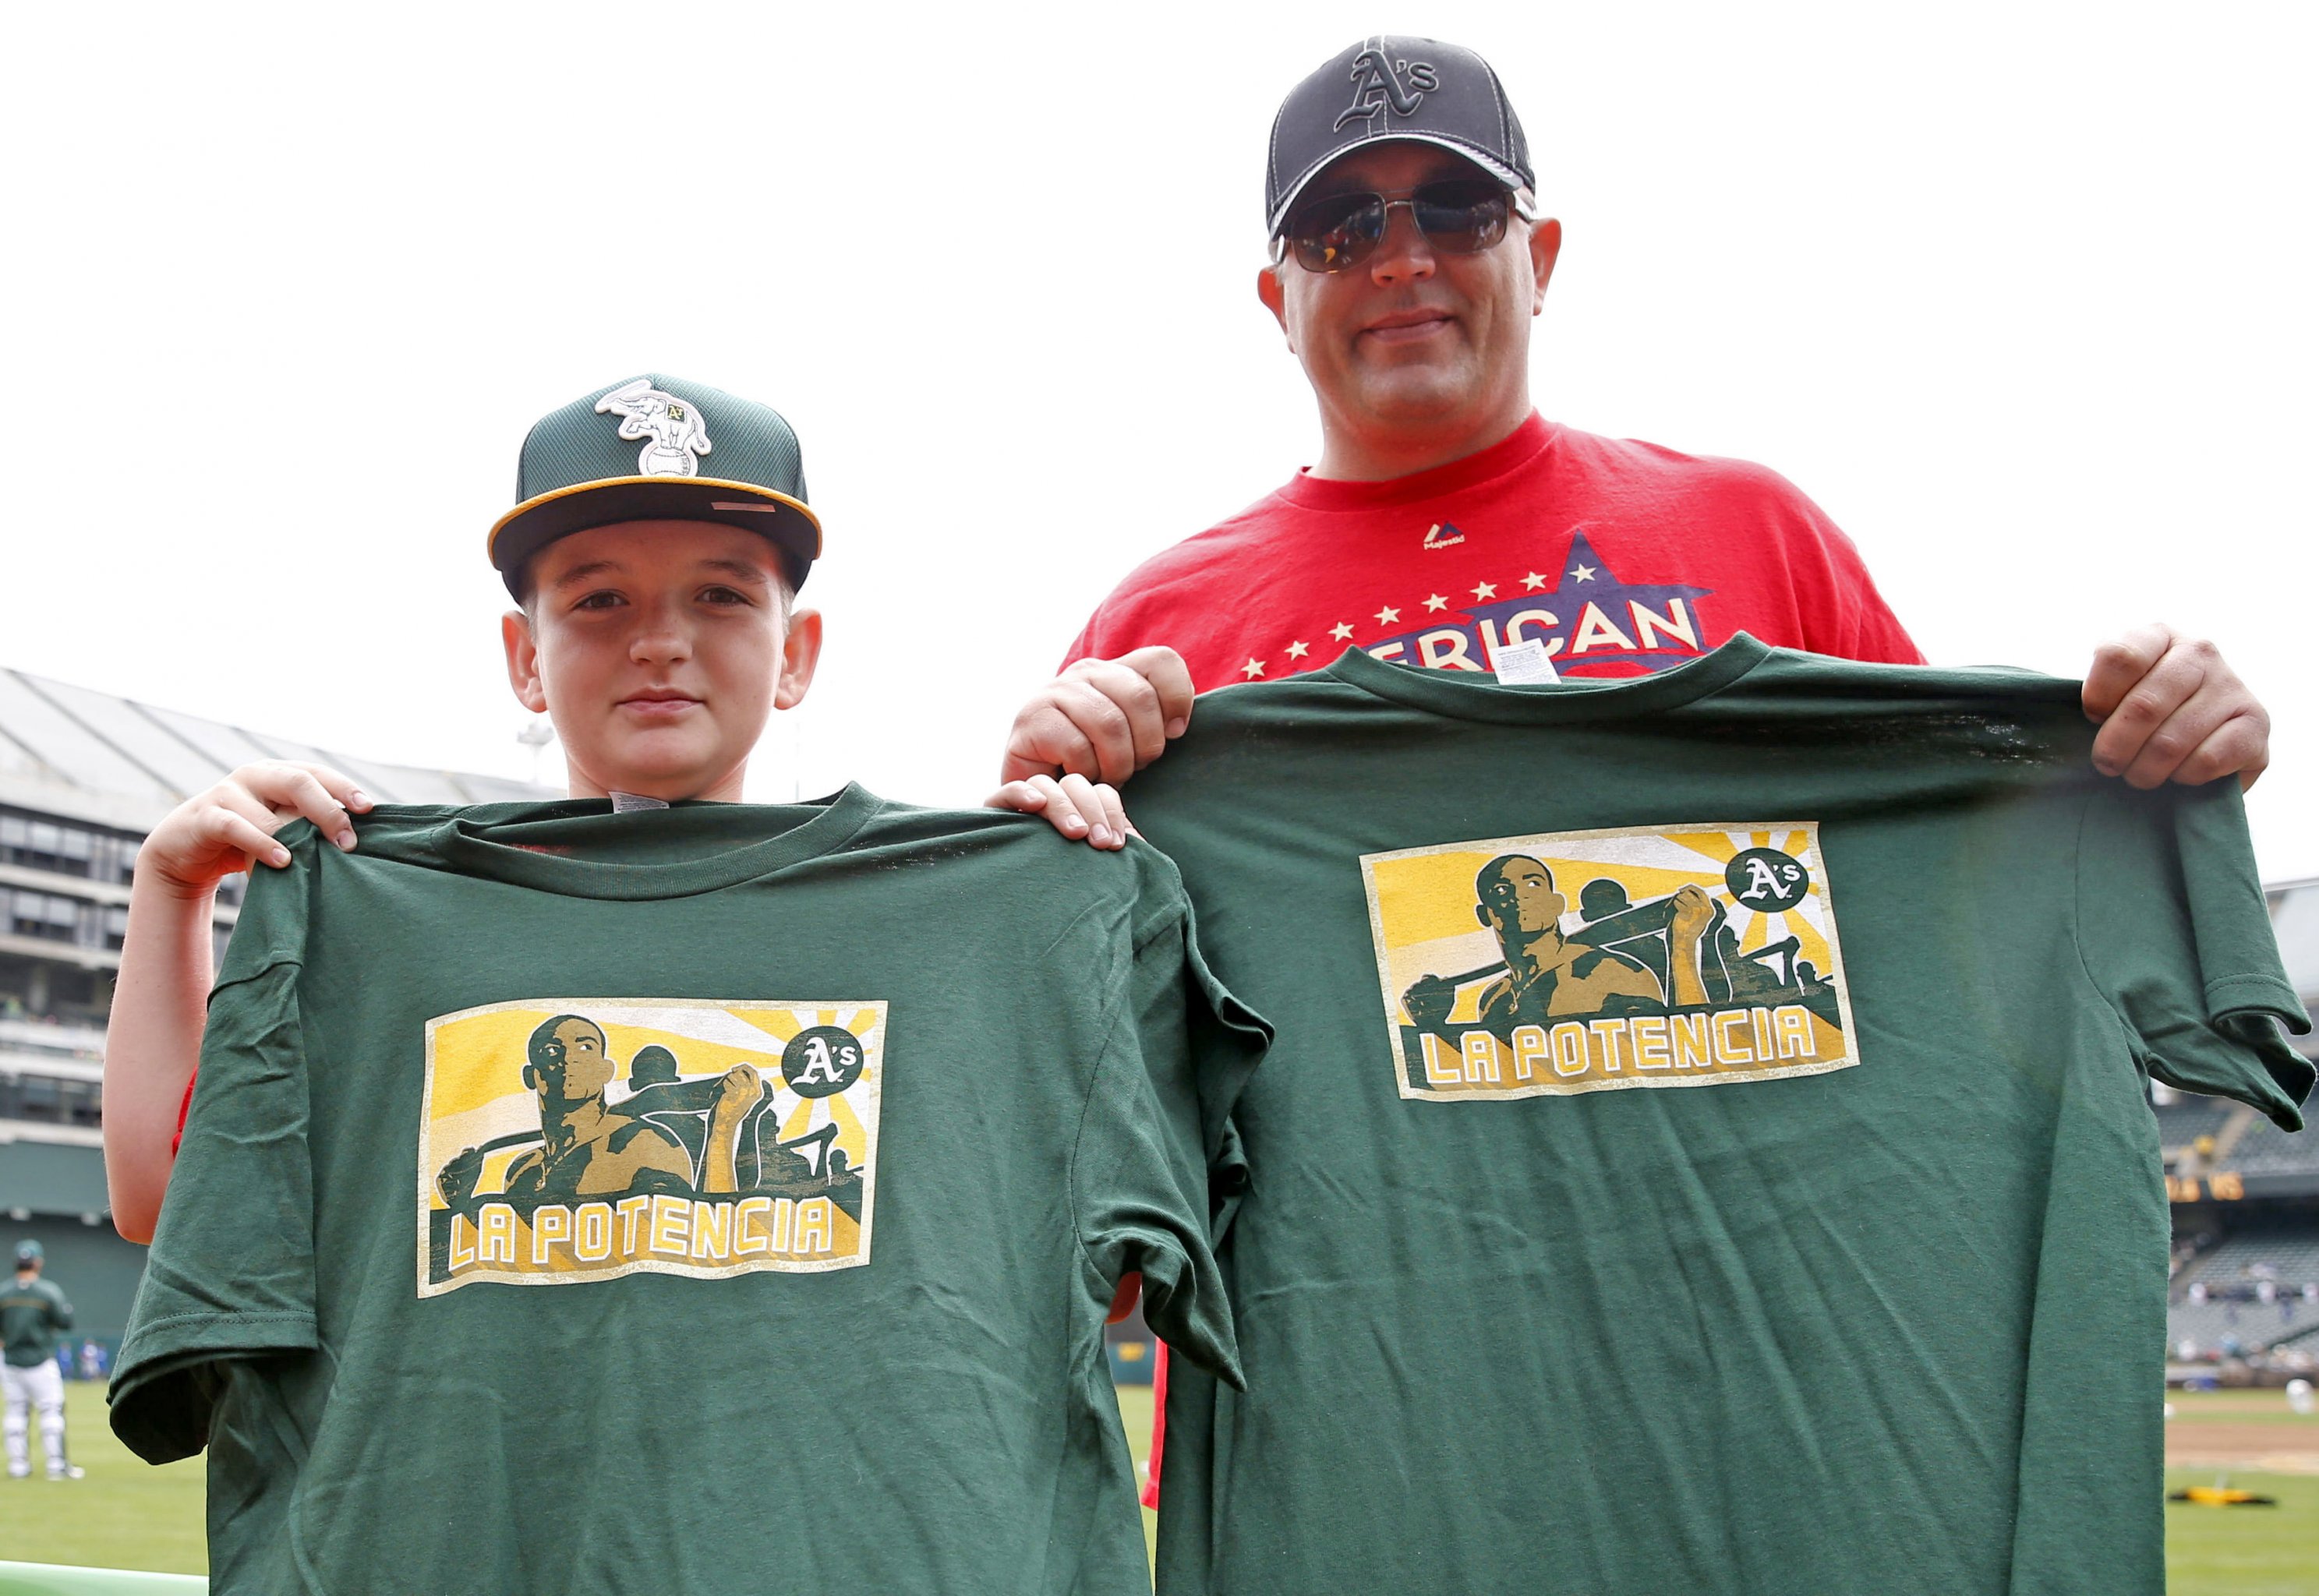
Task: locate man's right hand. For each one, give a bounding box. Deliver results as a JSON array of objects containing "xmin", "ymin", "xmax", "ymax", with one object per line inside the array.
[
  {"xmin": 136, "ymin": 761, "xmax": 373, "ymax": 898},
  {"xmin": 1000, "ymin": 647, "xmax": 1196, "ymax": 788}
]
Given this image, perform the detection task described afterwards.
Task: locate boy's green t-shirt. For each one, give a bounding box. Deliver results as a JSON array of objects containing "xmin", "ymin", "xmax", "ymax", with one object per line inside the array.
[
  {"xmin": 110, "ymin": 789, "xmax": 1267, "ymax": 1595},
  {"xmin": 1127, "ymin": 637, "xmax": 2310, "ymax": 1596}
]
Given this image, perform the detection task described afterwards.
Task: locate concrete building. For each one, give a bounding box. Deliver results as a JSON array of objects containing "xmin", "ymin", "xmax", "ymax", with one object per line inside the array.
[{"xmin": 0, "ymin": 667, "xmax": 550, "ymax": 1343}]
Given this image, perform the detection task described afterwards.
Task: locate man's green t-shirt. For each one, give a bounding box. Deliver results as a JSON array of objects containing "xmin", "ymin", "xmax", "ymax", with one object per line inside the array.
[
  {"xmin": 2, "ymin": 1275, "xmax": 72, "ymax": 1368},
  {"xmin": 111, "ymin": 789, "xmax": 1267, "ymax": 1595},
  {"xmin": 1127, "ymin": 636, "xmax": 2310, "ymax": 1596}
]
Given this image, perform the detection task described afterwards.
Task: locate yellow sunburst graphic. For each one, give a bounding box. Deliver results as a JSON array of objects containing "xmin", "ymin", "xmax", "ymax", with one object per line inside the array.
[
  {"xmin": 415, "ymin": 997, "xmax": 886, "ymax": 1297},
  {"xmin": 1360, "ymin": 821, "xmax": 1861, "ymax": 1103}
]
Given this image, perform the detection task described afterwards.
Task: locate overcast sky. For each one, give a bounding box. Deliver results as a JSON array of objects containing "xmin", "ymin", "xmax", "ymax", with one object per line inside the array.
[{"xmin": 6, "ymin": 5, "xmax": 2314, "ymax": 880}]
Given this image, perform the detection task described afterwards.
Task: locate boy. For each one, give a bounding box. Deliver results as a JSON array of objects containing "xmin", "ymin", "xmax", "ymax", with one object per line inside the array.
[
  {"xmin": 102, "ymin": 374, "xmax": 1126, "ymax": 1241},
  {"xmin": 103, "ymin": 376, "xmax": 1248, "ymax": 1594}
]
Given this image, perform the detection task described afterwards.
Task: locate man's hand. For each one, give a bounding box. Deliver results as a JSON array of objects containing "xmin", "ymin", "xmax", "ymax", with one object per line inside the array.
[
  {"xmin": 136, "ymin": 761, "xmax": 373, "ymax": 898},
  {"xmin": 1001, "ymin": 647, "xmax": 1196, "ymax": 787},
  {"xmin": 2083, "ymin": 626, "xmax": 2269, "ymax": 790},
  {"xmin": 1669, "ymin": 883, "xmax": 1714, "ymax": 944}
]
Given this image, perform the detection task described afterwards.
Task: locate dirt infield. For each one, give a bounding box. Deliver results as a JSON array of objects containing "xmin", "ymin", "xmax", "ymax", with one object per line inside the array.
[{"xmin": 2165, "ymin": 1391, "xmax": 2319, "ymax": 1474}]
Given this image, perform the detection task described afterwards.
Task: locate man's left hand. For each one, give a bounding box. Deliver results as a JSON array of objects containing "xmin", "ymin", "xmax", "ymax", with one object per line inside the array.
[{"xmin": 2083, "ymin": 625, "xmax": 2268, "ymax": 790}]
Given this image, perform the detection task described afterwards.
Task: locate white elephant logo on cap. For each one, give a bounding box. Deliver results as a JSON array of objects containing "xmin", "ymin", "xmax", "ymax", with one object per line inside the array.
[{"xmin": 595, "ymin": 378, "xmax": 713, "ymax": 477}]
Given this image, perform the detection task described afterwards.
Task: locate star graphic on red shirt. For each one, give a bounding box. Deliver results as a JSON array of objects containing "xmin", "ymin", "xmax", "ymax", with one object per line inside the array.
[
  {"xmin": 1374, "ymin": 606, "xmax": 1400, "ymax": 626},
  {"xmin": 1241, "ymin": 658, "xmax": 1265, "ymax": 679},
  {"xmin": 1522, "ymin": 571, "xmax": 1548, "ymax": 590},
  {"xmin": 1285, "ymin": 641, "xmax": 1310, "ymax": 660},
  {"xmin": 1570, "ymin": 563, "xmax": 1597, "ymax": 582},
  {"xmin": 1331, "ymin": 622, "xmax": 1355, "ymax": 641},
  {"xmin": 1472, "ymin": 581, "xmax": 1497, "ymax": 600},
  {"xmin": 1423, "ymin": 594, "xmax": 1448, "ymax": 612}
]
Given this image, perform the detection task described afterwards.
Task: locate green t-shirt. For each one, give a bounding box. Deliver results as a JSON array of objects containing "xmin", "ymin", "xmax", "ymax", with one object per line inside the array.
[
  {"xmin": 1128, "ymin": 636, "xmax": 2311, "ymax": 1596},
  {"xmin": 111, "ymin": 789, "xmax": 1267, "ymax": 1595},
  {"xmin": 2, "ymin": 1274, "xmax": 72, "ymax": 1368}
]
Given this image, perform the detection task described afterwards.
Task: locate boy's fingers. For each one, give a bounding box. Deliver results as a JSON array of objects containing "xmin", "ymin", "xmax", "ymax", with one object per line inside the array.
[
  {"xmin": 292, "ymin": 761, "xmax": 374, "ymax": 814},
  {"xmin": 270, "ymin": 771, "xmax": 359, "ymax": 849},
  {"xmin": 1028, "ymin": 775, "xmax": 1091, "ymax": 839},
  {"xmin": 983, "ymin": 779, "xmax": 1050, "ymax": 814},
  {"xmin": 1057, "ymin": 774, "xmax": 1118, "ymax": 849},
  {"xmin": 210, "ymin": 810, "xmax": 290, "ymax": 870},
  {"xmin": 1094, "ymin": 784, "xmax": 1132, "ymax": 849}
]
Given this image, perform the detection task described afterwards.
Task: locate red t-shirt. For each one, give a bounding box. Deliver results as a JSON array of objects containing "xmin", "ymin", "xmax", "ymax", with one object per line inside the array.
[
  {"xmin": 1071, "ymin": 415, "xmax": 1922, "ymax": 1508},
  {"xmin": 1066, "ymin": 413, "xmax": 1922, "ymax": 686}
]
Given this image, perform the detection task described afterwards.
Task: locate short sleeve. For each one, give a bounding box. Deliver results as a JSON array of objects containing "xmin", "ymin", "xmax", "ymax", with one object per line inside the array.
[
  {"xmin": 2076, "ymin": 778, "xmax": 2314, "ymax": 1128},
  {"xmin": 1771, "ymin": 474, "xmax": 1925, "ymax": 666},
  {"xmin": 110, "ymin": 953, "xmax": 320, "ymax": 1464},
  {"xmin": 1070, "ymin": 883, "xmax": 1270, "ymax": 1389}
]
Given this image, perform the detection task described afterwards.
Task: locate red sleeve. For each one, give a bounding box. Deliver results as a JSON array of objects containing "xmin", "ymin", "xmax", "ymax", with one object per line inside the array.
[
  {"xmin": 1059, "ymin": 605, "xmax": 1111, "ymax": 672},
  {"xmin": 171, "ymin": 1068, "xmax": 195, "ymax": 1157},
  {"xmin": 1818, "ymin": 523, "xmax": 1924, "ymax": 666},
  {"xmin": 1140, "ymin": 1340, "xmax": 1169, "ymax": 1509},
  {"xmin": 1737, "ymin": 461, "xmax": 1923, "ymax": 666}
]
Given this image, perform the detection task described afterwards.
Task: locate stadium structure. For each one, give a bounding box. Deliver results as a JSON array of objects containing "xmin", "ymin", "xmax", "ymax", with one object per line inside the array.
[
  {"xmin": 2161, "ymin": 877, "xmax": 2319, "ymax": 1380},
  {"xmin": 0, "ymin": 668, "xmax": 551, "ymax": 1351}
]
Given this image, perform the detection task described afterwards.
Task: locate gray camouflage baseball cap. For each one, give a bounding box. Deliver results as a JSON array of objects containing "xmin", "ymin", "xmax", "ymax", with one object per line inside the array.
[
  {"xmin": 1267, "ymin": 36, "xmax": 1535, "ymax": 238},
  {"xmin": 488, "ymin": 373, "xmax": 822, "ymax": 598}
]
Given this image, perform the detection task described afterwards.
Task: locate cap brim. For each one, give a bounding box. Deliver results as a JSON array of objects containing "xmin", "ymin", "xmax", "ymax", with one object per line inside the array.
[
  {"xmin": 1268, "ymin": 134, "xmax": 1530, "ymax": 237},
  {"xmin": 488, "ymin": 477, "xmax": 823, "ymax": 597}
]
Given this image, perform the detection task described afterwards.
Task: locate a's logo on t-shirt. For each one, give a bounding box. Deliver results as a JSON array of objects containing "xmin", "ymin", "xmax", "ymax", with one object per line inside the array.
[
  {"xmin": 1421, "ymin": 521, "xmax": 1466, "ymax": 550},
  {"xmin": 1359, "ymin": 823, "xmax": 1860, "ymax": 1101},
  {"xmin": 417, "ymin": 998, "xmax": 885, "ymax": 1295}
]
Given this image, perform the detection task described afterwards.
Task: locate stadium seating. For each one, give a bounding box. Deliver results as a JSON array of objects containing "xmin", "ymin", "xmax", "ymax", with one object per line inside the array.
[
  {"xmin": 2168, "ymin": 1227, "xmax": 2319, "ymax": 1356},
  {"xmin": 2151, "ymin": 1093, "xmax": 2237, "ymax": 1154},
  {"xmin": 2223, "ymin": 1115, "xmax": 2319, "ymax": 1175}
]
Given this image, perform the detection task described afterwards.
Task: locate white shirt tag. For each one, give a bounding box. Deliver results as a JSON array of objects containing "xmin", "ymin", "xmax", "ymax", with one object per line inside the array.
[
  {"xmin": 1489, "ymin": 638, "xmax": 1562, "ymax": 684},
  {"xmin": 610, "ymin": 791, "xmax": 671, "ymax": 813}
]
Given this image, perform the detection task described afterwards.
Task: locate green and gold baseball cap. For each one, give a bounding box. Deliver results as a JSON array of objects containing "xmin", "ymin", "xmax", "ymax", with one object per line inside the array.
[{"xmin": 488, "ymin": 373, "xmax": 822, "ymax": 598}]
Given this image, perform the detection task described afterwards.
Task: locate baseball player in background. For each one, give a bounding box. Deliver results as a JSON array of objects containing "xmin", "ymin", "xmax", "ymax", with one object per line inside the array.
[{"xmin": 2, "ymin": 1240, "xmax": 83, "ymax": 1481}]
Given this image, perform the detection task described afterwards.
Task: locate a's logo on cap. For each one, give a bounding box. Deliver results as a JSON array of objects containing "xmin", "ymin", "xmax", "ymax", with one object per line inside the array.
[
  {"xmin": 595, "ymin": 377, "xmax": 712, "ymax": 478},
  {"xmin": 1335, "ymin": 46, "xmax": 1440, "ymax": 132}
]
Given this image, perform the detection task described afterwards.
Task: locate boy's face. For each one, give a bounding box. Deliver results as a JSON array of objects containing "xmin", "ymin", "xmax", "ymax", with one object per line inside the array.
[{"xmin": 502, "ymin": 520, "xmax": 821, "ymax": 803}]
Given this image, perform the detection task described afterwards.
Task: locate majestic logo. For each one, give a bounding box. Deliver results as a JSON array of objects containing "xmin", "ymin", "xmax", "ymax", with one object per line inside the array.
[
  {"xmin": 419, "ymin": 998, "xmax": 886, "ymax": 1294},
  {"xmin": 1335, "ymin": 46, "xmax": 1440, "ymax": 131},
  {"xmin": 1422, "ymin": 521, "xmax": 1466, "ymax": 551},
  {"xmin": 1361, "ymin": 823, "xmax": 1859, "ymax": 1101},
  {"xmin": 595, "ymin": 377, "xmax": 713, "ymax": 477}
]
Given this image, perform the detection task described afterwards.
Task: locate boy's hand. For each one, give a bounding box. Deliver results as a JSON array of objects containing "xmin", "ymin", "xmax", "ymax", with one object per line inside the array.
[
  {"xmin": 2082, "ymin": 626, "xmax": 2269, "ymax": 790},
  {"xmin": 987, "ymin": 774, "xmax": 1135, "ymax": 850},
  {"xmin": 136, "ymin": 761, "xmax": 373, "ymax": 898},
  {"xmin": 1001, "ymin": 647, "xmax": 1195, "ymax": 787}
]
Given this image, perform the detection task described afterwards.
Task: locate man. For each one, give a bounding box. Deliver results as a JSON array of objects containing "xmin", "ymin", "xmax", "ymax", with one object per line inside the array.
[
  {"xmin": 992, "ymin": 31, "xmax": 2275, "ymax": 1502},
  {"xmin": 997, "ymin": 34, "xmax": 2269, "ymax": 817},
  {"xmin": 501, "ymin": 1015, "xmax": 758, "ymax": 1199},
  {"xmin": 1471, "ymin": 858, "xmax": 1711, "ymax": 1029},
  {"xmin": 2, "ymin": 1241, "xmax": 80, "ymax": 1481}
]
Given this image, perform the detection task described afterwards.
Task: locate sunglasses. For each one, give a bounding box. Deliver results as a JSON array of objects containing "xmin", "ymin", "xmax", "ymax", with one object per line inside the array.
[{"xmin": 1275, "ymin": 178, "xmax": 1541, "ymax": 274}]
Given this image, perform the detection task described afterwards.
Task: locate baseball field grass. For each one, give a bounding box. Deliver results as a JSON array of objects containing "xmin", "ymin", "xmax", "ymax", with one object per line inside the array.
[{"xmin": 1, "ymin": 1382, "xmax": 2308, "ymax": 1590}]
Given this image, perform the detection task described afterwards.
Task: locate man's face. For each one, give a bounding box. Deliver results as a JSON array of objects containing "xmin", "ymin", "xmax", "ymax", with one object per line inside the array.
[
  {"xmin": 1260, "ymin": 142, "xmax": 1559, "ymax": 443},
  {"xmin": 1477, "ymin": 856, "xmax": 1564, "ymax": 941},
  {"xmin": 504, "ymin": 521, "xmax": 821, "ymax": 803},
  {"xmin": 528, "ymin": 1019, "xmax": 615, "ymax": 1107}
]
